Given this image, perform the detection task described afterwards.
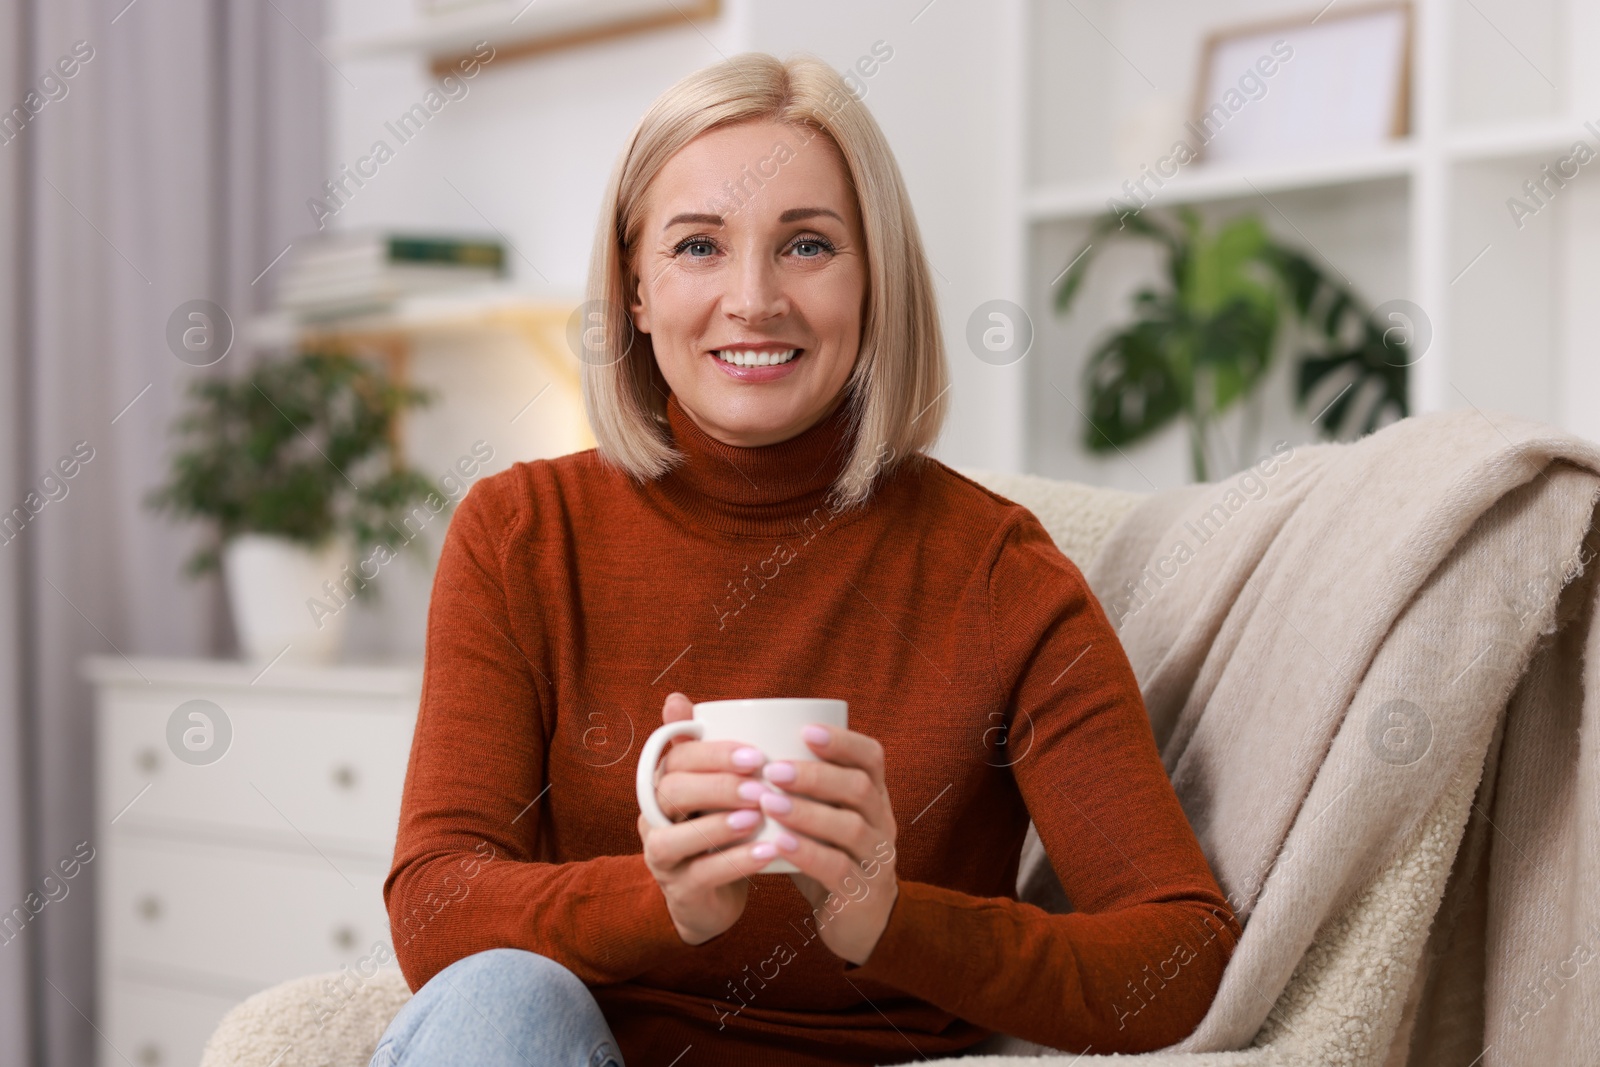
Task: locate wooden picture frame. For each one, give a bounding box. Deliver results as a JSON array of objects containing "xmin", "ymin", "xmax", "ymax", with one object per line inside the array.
[
  {"xmin": 1189, "ymin": 2, "xmax": 1412, "ymax": 167},
  {"xmin": 426, "ymin": 0, "xmax": 721, "ymax": 79}
]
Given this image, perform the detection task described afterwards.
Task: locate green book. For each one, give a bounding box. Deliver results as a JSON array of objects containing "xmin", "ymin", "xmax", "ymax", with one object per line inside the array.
[{"xmin": 386, "ymin": 237, "xmax": 506, "ymax": 273}]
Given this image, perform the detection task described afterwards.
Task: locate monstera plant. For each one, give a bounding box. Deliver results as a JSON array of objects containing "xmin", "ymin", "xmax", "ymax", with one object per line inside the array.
[{"xmin": 1053, "ymin": 206, "xmax": 1411, "ymax": 481}]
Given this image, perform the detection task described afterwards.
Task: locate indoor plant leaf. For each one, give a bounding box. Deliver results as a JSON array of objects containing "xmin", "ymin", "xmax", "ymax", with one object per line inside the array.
[
  {"xmin": 1053, "ymin": 205, "xmax": 1411, "ymax": 482},
  {"xmin": 1081, "ymin": 318, "xmax": 1185, "ymax": 451},
  {"xmin": 147, "ymin": 351, "xmax": 439, "ymax": 583}
]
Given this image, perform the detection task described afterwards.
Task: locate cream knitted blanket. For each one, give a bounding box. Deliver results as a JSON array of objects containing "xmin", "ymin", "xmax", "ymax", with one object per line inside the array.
[{"xmin": 1047, "ymin": 408, "xmax": 1600, "ymax": 1066}]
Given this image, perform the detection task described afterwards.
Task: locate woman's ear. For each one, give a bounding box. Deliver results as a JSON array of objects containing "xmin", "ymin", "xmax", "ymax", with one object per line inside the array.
[{"xmin": 627, "ymin": 273, "xmax": 651, "ymax": 335}]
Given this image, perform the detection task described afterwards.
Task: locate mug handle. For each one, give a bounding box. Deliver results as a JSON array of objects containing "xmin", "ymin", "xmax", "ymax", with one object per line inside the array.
[{"xmin": 635, "ymin": 719, "xmax": 704, "ymax": 828}]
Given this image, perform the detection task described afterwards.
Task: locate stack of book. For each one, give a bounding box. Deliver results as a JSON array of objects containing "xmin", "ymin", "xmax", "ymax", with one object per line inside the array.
[{"xmin": 277, "ymin": 232, "xmax": 508, "ymax": 319}]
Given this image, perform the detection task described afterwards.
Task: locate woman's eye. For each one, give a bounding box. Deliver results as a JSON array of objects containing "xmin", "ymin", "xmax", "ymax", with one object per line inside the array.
[
  {"xmin": 673, "ymin": 234, "xmax": 833, "ymax": 259},
  {"xmin": 791, "ymin": 237, "xmax": 833, "ymax": 258}
]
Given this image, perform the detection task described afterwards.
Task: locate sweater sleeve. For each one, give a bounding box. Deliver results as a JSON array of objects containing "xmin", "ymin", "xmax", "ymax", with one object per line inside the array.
[
  {"xmin": 384, "ymin": 475, "xmax": 687, "ymax": 992},
  {"xmin": 842, "ymin": 512, "xmax": 1240, "ymax": 1053}
]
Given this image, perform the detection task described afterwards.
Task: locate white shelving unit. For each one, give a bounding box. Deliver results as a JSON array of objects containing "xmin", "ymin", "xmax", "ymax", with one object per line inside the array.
[{"xmin": 1017, "ymin": 0, "xmax": 1600, "ymax": 491}]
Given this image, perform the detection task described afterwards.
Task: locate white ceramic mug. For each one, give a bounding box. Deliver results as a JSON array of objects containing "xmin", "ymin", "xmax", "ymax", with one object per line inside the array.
[{"xmin": 635, "ymin": 698, "xmax": 848, "ymax": 874}]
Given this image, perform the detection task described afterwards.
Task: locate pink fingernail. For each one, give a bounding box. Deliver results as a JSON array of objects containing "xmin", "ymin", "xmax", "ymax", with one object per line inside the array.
[
  {"xmin": 759, "ymin": 791, "xmax": 792, "ymax": 814},
  {"xmin": 732, "ymin": 747, "xmax": 765, "ymax": 768},
  {"xmin": 802, "ymin": 725, "xmax": 830, "ymax": 745},
  {"xmin": 751, "ymin": 842, "xmax": 776, "ymax": 859},
  {"xmin": 764, "ymin": 761, "xmax": 796, "ymax": 783},
  {"xmin": 727, "ymin": 809, "xmax": 760, "ymax": 830},
  {"xmin": 736, "ymin": 780, "xmax": 768, "ymax": 801},
  {"xmin": 775, "ymin": 832, "xmax": 798, "ymax": 852}
]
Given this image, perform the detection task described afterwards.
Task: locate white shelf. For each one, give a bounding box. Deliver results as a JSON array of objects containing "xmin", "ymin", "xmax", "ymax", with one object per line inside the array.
[
  {"xmin": 1025, "ymin": 142, "xmax": 1418, "ymax": 221},
  {"xmin": 244, "ymin": 285, "xmax": 591, "ymax": 407},
  {"xmin": 244, "ymin": 283, "xmax": 580, "ymax": 349},
  {"xmin": 328, "ymin": 0, "xmax": 710, "ymax": 61},
  {"xmin": 1445, "ymin": 116, "xmax": 1595, "ymax": 162},
  {"xmin": 1024, "ymin": 114, "xmax": 1594, "ymax": 222}
]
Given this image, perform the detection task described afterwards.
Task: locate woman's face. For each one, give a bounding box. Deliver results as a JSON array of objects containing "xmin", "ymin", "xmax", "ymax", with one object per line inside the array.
[{"xmin": 629, "ymin": 119, "xmax": 867, "ymax": 448}]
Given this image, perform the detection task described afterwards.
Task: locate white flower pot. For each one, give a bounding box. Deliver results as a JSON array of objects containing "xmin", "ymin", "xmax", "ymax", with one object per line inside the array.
[{"xmin": 222, "ymin": 534, "xmax": 354, "ymax": 665}]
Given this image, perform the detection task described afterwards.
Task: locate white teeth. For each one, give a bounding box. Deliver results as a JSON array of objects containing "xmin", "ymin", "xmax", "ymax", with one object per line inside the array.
[{"xmin": 714, "ymin": 348, "xmax": 799, "ymax": 367}]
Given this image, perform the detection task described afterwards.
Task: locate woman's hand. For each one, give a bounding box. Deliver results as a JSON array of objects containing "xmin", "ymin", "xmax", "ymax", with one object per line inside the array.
[
  {"xmin": 757, "ymin": 723, "xmax": 900, "ymax": 966},
  {"xmin": 636, "ymin": 692, "xmax": 779, "ymax": 946}
]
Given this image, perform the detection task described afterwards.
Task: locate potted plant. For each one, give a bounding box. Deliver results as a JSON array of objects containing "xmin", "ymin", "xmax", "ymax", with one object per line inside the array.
[
  {"xmin": 1054, "ymin": 206, "xmax": 1412, "ymax": 481},
  {"xmin": 147, "ymin": 351, "xmax": 437, "ymax": 663}
]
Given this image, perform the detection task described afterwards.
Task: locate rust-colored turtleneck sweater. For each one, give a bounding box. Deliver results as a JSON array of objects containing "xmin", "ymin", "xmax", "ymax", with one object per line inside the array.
[{"xmin": 385, "ymin": 390, "xmax": 1240, "ymax": 1066}]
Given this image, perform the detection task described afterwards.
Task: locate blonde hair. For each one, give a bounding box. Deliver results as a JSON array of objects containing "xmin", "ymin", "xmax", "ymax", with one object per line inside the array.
[{"xmin": 579, "ymin": 51, "xmax": 949, "ymax": 513}]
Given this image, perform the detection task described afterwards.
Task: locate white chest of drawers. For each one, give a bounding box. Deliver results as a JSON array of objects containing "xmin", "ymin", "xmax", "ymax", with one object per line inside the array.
[{"xmin": 83, "ymin": 656, "xmax": 421, "ymax": 1067}]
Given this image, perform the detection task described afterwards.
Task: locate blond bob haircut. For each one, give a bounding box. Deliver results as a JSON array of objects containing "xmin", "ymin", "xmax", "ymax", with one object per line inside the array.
[{"xmin": 580, "ymin": 51, "xmax": 950, "ymax": 513}]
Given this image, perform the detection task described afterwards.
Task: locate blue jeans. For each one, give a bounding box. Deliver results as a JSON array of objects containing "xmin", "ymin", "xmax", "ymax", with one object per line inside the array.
[{"xmin": 370, "ymin": 948, "xmax": 624, "ymax": 1067}]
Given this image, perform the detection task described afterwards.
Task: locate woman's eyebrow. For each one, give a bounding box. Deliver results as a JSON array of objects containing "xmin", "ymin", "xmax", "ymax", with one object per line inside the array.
[
  {"xmin": 663, "ymin": 212, "xmax": 723, "ymax": 230},
  {"xmin": 777, "ymin": 207, "xmax": 844, "ymax": 224},
  {"xmin": 661, "ymin": 206, "xmax": 845, "ymax": 231}
]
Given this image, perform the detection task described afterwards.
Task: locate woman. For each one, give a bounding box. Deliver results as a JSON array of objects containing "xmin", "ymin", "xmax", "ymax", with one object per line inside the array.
[{"xmin": 374, "ymin": 51, "xmax": 1239, "ymax": 1067}]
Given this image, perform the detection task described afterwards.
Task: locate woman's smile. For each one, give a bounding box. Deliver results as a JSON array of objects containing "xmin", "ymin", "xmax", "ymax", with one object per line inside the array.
[{"xmin": 709, "ymin": 343, "xmax": 805, "ymax": 380}]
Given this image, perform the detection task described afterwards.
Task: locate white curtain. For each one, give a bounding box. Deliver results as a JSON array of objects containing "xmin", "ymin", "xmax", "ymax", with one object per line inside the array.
[{"xmin": 0, "ymin": 1, "xmax": 326, "ymax": 1062}]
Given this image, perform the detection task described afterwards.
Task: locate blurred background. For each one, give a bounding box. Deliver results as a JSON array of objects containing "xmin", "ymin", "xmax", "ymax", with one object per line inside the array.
[{"xmin": 1, "ymin": 0, "xmax": 1595, "ymax": 1063}]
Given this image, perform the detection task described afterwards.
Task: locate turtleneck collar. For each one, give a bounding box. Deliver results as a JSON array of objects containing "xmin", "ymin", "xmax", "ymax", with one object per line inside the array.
[{"xmin": 643, "ymin": 390, "xmax": 862, "ymax": 538}]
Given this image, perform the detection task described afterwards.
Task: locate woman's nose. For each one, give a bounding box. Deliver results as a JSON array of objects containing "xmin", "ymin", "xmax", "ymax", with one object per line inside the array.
[{"xmin": 723, "ymin": 253, "xmax": 788, "ymax": 323}]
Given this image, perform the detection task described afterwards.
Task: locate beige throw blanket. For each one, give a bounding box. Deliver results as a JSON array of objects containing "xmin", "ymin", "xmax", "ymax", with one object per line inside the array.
[{"xmin": 1066, "ymin": 409, "xmax": 1600, "ymax": 1065}]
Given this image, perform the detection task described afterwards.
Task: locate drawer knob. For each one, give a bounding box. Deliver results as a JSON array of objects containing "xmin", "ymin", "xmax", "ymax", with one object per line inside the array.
[
  {"xmin": 331, "ymin": 924, "xmax": 358, "ymax": 951},
  {"xmin": 136, "ymin": 895, "xmax": 162, "ymax": 923},
  {"xmin": 137, "ymin": 1042, "xmax": 162, "ymax": 1065},
  {"xmin": 331, "ymin": 764, "xmax": 359, "ymax": 791},
  {"xmin": 136, "ymin": 748, "xmax": 161, "ymax": 774}
]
